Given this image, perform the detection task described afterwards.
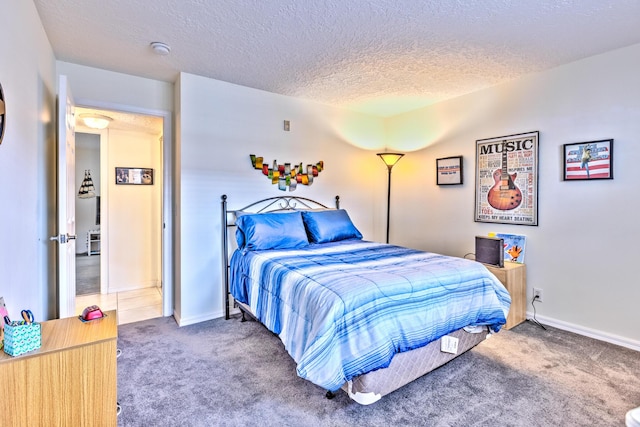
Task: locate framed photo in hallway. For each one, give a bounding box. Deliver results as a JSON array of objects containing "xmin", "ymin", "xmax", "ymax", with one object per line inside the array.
[{"xmin": 115, "ymin": 167, "xmax": 154, "ymax": 185}]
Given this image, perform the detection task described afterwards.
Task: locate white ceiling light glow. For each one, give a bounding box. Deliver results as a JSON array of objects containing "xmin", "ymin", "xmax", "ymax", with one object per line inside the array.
[
  {"xmin": 150, "ymin": 41, "xmax": 171, "ymax": 56},
  {"xmin": 80, "ymin": 113, "xmax": 113, "ymax": 129}
]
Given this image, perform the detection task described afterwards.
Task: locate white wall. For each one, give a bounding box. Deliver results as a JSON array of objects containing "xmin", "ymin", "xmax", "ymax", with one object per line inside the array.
[
  {"xmin": 76, "ymin": 132, "xmax": 101, "ymax": 254},
  {"xmin": 0, "ymin": 0, "xmax": 57, "ymax": 320},
  {"xmin": 176, "ymin": 72, "xmax": 386, "ymax": 325},
  {"xmin": 386, "ymin": 43, "xmax": 640, "ymax": 348},
  {"xmin": 56, "ymin": 62, "xmax": 174, "ymax": 113},
  {"xmin": 106, "ymin": 129, "xmax": 162, "ymax": 292}
]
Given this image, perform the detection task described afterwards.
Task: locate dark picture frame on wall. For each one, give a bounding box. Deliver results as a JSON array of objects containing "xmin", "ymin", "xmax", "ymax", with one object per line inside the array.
[
  {"xmin": 474, "ymin": 131, "xmax": 539, "ymax": 226},
  {"xmin": 436, "ymin": 156, "xmax": 463, "ymax": 185},
  {"xmin": 115, "ymin": 167, "xmax": 154, "ymax": 185},
  {"xmin": 0, "ymin": 82, "xmax": 6, "ymax": 145},
  {"xmin": 563, "ymin": 139, "xmax": 613, "ymax": 180}
]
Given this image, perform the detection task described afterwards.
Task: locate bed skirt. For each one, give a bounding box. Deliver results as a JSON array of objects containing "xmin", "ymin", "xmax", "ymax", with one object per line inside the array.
[
  {"xmin": 341, "ymin": 326, "xmax": 490, "ymax": 405},
  {"xmin": 235, "ymin": 301, "xmax": 490, "ymax": 405}
]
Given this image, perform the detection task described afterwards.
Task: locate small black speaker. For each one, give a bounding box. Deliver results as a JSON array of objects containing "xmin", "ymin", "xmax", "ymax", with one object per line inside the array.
[{"xmin": 475, "ymin": 236, "xmax": 504, "ymax": 267}]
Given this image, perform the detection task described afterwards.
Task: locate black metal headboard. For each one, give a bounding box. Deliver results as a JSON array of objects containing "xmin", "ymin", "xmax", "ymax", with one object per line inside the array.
[{"xmin": 221, "ymin": 195, "xmax": 340, "ymax": 319}]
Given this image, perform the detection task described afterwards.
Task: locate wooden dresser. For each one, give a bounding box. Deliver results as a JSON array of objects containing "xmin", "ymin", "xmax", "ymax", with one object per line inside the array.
[
  {"xmin": 485, "ymin": 263, "xmax": 526, "ymax": 330},
  {"xmin": 0, "ymin": 310, "xmax": 117, "ymax": 426}
]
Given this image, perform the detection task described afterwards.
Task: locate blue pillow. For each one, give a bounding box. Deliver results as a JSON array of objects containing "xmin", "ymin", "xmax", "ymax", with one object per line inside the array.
[
  {"xmin": 236, "ymin": 211, "xmax": 309, "ymax": 250},
  {"xmin": 235, "ymin": 227, "xmax": 246, "ymax": 249},
  {"xmin": 301, "ymin": 209, "xmax": 363, "ymax": 243}
]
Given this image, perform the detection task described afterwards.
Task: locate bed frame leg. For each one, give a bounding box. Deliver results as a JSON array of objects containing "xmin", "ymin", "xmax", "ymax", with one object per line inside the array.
[
  {"xmin": 325, "ymin": 390, "xmax": 336, "ymax": 400},
  {"xmin": 241, "ymin": 311, "xmax": 247, "ymax": 322}
]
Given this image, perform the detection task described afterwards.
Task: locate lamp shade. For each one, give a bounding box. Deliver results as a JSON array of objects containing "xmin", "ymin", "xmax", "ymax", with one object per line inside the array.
[
  {"xmin": 377, "ymin": 152, "xmax": 404, "ymax": 169},
  {"xmin": 80, "ymin": 113, "xmax": 112, "ymax": 130}
]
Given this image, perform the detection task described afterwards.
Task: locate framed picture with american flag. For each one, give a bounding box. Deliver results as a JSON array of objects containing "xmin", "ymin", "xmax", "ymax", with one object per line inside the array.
[{"xmin": 563, "ymin": 139, "xmax": 613, "ymax": 181}]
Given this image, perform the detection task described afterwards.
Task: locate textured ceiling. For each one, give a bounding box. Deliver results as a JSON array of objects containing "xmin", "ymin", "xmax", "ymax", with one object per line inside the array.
[
  {"xmin": 33, "ymin": 0, "xmax": 640, "ymax": 117},
  {"xmin": 75, "ymin": 106, "xmax": 163, "ymax": 135}
]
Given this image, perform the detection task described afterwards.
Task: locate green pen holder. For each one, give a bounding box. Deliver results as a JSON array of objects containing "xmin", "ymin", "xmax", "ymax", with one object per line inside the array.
[{"xmin": 3, "ymin": 322, "xmax": 41, "ymax": 357}]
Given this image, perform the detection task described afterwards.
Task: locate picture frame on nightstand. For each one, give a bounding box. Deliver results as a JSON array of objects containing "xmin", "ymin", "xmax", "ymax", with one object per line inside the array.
[{"xmin": 495, "ymin": 233, "xmax": 526, "ymax": 264}]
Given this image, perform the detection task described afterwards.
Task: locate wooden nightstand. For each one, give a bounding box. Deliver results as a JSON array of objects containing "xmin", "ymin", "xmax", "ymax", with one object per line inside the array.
[
  {"xmin": 0, "ymin": 311, "xmax": 118, "ymax": 426},
  {"xmin": 484, "ymin": 263, "xmax": 526, "ymax": 330}
]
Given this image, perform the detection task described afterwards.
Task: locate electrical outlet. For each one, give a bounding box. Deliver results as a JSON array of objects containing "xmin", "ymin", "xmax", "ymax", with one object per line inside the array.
[{"xmin": 533, "ymin": 287, "xmax": 543, "ymax": 302}]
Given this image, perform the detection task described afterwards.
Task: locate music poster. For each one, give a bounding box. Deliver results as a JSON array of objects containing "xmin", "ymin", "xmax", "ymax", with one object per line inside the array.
[{"xmin": 474, "ymin": 131, "xmax": 539, "ymax": 226}]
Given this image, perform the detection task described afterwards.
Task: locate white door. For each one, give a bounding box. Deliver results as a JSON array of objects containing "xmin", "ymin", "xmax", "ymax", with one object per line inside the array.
[{"xmin": 52, "ymin": 75, "xmax": 77, "ymax": 319}]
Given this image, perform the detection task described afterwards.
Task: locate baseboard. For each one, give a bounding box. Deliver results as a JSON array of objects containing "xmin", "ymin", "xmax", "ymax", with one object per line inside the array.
[
  {"xmin": 107, "ymin": 283, "xmax": 160, "ymax": 293},
  {"xmin": 526, "ymin": 311, "xmax": 640, "ymax": 352},
  {"xmin": 174, "ymin": 306, "xmax": 243, "ymax": 327},
  {"xmin": 174, "ymin": 309, "xmax": 222, "ymax": 327}
]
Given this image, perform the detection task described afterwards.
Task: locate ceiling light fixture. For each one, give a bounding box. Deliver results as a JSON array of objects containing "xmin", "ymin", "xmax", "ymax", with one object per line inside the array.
[
  {"xmin": 150, "ymin": 41, "xmax": 171, "ymax": 56},
  {"xmin": 80, "ymin": 113, "xmax": 112, "ymax": 129}
]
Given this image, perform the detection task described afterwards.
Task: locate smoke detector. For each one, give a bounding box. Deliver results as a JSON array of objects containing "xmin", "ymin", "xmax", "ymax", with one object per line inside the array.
[{"xmin": 150, "ymin": 42, "xmax": 171, "ymax": 56}]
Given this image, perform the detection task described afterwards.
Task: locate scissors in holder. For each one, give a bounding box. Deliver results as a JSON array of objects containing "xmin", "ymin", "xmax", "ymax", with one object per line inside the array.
[{"xmin": 21, "ymin": 309, "xmax": 34, "ymax": 324}]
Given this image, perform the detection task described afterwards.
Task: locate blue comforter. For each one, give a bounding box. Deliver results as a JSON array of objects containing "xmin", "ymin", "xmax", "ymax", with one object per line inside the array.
[{"xmin": 230, "ymin": 240, "xmax": 510, "ymax": 392}]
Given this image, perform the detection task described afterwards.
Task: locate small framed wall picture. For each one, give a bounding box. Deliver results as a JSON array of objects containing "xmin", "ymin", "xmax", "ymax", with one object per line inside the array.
[
  {"xmin": 563, "ymin": 139, "xmax": 613, "ymax": 180},
  {"xmin": 0, "ymin": 82, "xmax": 6, "ymax": 145},
  {"xmin": 115, "ymin": 167, "xmax": 154, "ymax": 185},
  {"xmin": 436, "ymin": 156, "xmax": 463, "ymax": 185}
]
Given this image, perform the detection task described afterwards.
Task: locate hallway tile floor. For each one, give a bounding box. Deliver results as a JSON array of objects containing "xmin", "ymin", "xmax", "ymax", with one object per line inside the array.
[{"xmin": 75, "ymin": 287, "xmax": 162, "ymax": 325}]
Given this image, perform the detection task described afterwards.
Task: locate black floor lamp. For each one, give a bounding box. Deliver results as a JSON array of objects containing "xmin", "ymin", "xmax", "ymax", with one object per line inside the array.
[{"xmin": 377, "ymin": 152, "xmax": 405, "ymax": 243}]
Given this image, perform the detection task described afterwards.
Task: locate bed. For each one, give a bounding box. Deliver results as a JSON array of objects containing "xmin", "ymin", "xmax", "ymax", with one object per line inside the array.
[{"xmin": 221, "ymin": 195, "xmax": 511, "ymax": 405}]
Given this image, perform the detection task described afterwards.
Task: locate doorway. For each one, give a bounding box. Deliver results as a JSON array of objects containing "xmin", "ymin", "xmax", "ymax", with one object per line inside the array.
[
  {"xmin": 75, "ymin": 132, "xmax": 101, "ymax": 295},
  {"xmin": 73, "ymin": 106, "xmax": 169, "ymax": 325}
]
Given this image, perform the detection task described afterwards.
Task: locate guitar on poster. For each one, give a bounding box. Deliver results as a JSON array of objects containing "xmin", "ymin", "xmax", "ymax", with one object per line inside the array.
[{"xmin": 487, "ymin": 142, "xmax": 522, "ymax": 211}]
